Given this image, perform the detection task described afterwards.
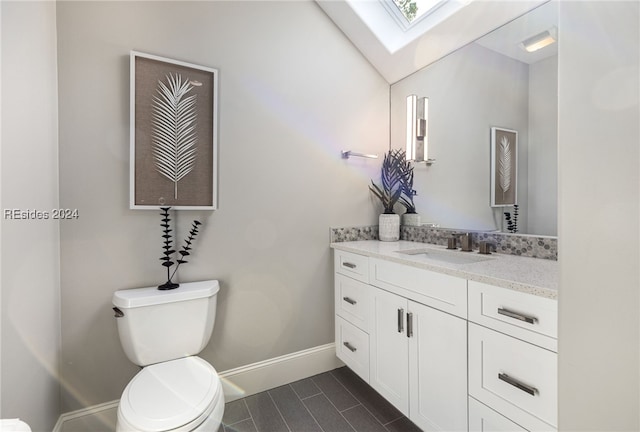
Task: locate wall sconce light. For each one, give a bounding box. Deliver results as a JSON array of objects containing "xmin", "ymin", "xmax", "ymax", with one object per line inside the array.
[
  {"xmin": 520, "ymin": 27, "xmax": 557, "ymax": 53},
  {"xmin": 406, "ymin": 95, "xmax": 435, "ymax": 165}
]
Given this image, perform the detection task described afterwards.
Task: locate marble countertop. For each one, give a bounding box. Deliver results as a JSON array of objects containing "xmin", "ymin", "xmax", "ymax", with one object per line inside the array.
[{"xmin": 330, "ymin": 240, "xmax": 558, "ymax": 300}]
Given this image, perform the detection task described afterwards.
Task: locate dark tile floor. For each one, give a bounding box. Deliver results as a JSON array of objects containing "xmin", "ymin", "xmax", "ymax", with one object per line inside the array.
[{"xmin": 221, "ymin": 367, "xmax": 422, "ymax": 432}]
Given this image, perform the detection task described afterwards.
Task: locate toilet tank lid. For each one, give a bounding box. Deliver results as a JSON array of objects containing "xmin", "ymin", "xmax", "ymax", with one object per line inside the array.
[{"xmin": 112, "ymin": 280, "xmax": 219, "ymax": 309}]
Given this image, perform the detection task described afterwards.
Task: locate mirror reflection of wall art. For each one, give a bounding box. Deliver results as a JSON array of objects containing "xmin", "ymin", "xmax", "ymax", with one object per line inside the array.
[
  {"xmin": 130, "ymin": 51, "xmax": 218, "ymax": 210},
  {"xmin": 490, "ymin": 127, "xmax": 518, "ymax": 207}
]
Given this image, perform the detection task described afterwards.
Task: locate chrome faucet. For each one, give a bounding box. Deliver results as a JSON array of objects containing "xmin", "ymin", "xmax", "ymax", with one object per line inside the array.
[
  {"xmin": 446, "ymin": 237, "xmax": 457, "ymax": 250},
  {"xmin": 458, "ymin": 232, "xmax": 473, "ymax": 252},
  {"xmin": 478, "ymin": 241, "xmax": 496, "ymax": 255}
]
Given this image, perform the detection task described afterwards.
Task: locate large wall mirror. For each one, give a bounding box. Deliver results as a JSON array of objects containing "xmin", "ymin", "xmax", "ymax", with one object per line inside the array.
[{"xmin": 390, "ymin": 1, "xmax": 558, "ymax": 237}]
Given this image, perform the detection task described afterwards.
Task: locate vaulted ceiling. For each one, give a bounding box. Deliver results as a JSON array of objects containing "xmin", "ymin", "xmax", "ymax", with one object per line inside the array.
[{"xmin": 316, "ymin": 0, "xmax": 549, "ymax": 83}]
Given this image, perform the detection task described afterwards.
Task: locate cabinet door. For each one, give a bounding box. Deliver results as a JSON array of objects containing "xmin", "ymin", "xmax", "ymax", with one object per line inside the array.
[
  {"xmin": 469, "ymin": 397, "xmax": 529, "ymax": 432},
  {"xmin": 468, "ymin": 281, "xmax": 557, "ymax": 352},
  {"xmin": 409, "ymin": 300, "xmax": 467, "ymax": 432},
  {"xmin": 335, "ymin": 316, "xmax": 370, "ymax": 382},
  {"xmin": 469, "ymin": 323, "xmax": 557, "ymax": 431},
  {"xmin": 335, "ymin": 273, "xmax": 371, "ymax": 332},
  {"xmin": 335, "ymin": 249, "xmax": 369, "ymax": 283},
  {"xmin": 369, "ymin": 287, "xmax": 409, "ymax": 415}
]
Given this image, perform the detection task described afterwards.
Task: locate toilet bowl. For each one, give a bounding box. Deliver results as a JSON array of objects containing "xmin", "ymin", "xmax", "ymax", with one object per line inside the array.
[
  {"xmin": 113, "ymin": 281, "xmax": 224, "ymax": 432},
  {"xmin": 117, "ymin": 357, "xmax": 224, "ymax": 431}
]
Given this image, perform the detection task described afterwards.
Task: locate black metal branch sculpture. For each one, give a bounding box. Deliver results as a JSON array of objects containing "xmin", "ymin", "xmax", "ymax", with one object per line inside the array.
[
  {"xmin": 158, "ymin": 207, "xmax": 202, "ymax": 290},
  {"xmin": 504, "ymin": 204, "xmax": 519, "ymax": 234}
]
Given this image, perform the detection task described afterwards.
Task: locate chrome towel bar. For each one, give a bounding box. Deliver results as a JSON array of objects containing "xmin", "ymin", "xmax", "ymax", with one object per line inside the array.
[{"xmin": 341, "ymin": 150, "xmax": 378, "ymax": 159}]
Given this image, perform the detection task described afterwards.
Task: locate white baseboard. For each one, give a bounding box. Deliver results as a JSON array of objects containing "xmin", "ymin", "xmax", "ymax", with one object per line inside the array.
[
  {"xmin": 54, "ymin": 343, "xmax": 341, "ymax": 431},
  {"xmin": 52, "ymin": 399, "xmax": 119, "ymax": 432},
  {"xmin": 219, "ymin": 342, "xmax": 342, "ymax": 403}
]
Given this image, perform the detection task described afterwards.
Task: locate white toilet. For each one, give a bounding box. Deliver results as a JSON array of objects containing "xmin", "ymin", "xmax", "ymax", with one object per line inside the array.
[
  {"xmin": 0, "ymin": 419, "xmax": 31, "ymax": 432},
  {"xmin": 112, "ymin": 280, "xmax": 224, "ymax": 432}
]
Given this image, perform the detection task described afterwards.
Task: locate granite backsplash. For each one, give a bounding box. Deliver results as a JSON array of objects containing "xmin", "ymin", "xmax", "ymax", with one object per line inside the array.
[{"xmin": 330, "ymin": 225, "xmax": 557, "ymax": 261}]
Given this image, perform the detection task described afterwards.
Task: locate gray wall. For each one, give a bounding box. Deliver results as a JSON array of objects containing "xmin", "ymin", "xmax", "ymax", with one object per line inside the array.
[
  {"xmin": 390, "ymin": 43, "xmax": 530, "ymax": 232},
  {"xmin": 558, "ymin": 1, "xmax": 639, "ymax": 430},
  {"xmin": 56, "ymin": 0, "xmax": 389, "ymax": 412},
  {"xmin": 1, "ymin": 1, "xmax": 62, "ymax": 430}
]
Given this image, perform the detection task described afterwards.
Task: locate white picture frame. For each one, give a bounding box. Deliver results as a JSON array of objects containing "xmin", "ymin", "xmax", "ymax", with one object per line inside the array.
[
  {"xmin": 130, "ymin": 51, "xmax": 219, "ymax": 210},
  {"xmin": 490, "ymin": 127, "xmax": 518, "ymax": 207}
]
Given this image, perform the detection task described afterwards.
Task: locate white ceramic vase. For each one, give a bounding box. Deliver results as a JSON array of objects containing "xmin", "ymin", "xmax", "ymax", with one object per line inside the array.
[
  {"xmin": 378, "ymin": 213, "xmax": 400, "ymax": 241},
  {"xmin": 402, "ymin": 213, "xmax": 421, "ymax": 227}
]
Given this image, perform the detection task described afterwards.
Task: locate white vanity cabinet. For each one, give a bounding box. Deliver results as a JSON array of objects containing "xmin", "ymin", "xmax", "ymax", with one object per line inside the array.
[
  {"xmin": 335, "ymin": 251, "xmax": 468, "ymax": 432},
  {"xmin": 368, "ymin": 258, "xmax": 468, "ymax": 432},
  {"xmin": 468, "ymin": 281, "xmax": 558, "ymax": 432},
  {"xmin": 334, "ymin": 250, "xmax": 372, "ymax": 382},
  {"xmin": 333, "ymin": 244, "xmax": 558, "ymax": 432}
]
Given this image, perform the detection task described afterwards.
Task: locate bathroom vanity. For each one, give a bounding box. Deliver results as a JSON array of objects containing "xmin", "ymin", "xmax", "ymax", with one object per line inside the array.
[{"xmin": 331, "ymin": 240, "xmax": 558, "ymax": 432}]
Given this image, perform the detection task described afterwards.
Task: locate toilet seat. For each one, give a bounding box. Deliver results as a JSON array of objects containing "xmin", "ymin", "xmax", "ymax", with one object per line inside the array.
[{"xmin": 119, "ymin": 356, "xmax": 221, "ymax": 431}]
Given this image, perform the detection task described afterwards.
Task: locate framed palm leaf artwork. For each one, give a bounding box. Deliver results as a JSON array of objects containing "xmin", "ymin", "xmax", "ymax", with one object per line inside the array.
[
  {"xmin": 490, "ymin": 127, "xmax": 517, "ymax": 207},
  {"xmin": 130, "ymin": 51, "xmax": 218, "ymax": 209}
]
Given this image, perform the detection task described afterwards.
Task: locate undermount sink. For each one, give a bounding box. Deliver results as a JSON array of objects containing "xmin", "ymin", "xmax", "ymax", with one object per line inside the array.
[{"xmin": 396, "ymin": 248, "xmax": 493, "ymax": 265}]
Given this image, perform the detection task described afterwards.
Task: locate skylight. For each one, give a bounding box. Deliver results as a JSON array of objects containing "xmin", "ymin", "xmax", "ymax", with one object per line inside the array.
[
  {"xmin": 316, "ymin": 0, "xmax": 547, "ymax": 83},
  {"xmin": 389, "ymin": 0, "xmax": 448, "ymax": 29},
  {"xmin": 344, "ymin": 0, "xmax": 472, "ymax": 54}
]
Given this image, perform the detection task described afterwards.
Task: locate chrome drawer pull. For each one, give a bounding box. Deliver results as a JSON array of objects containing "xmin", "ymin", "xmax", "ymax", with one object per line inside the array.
[
  {"xmin": 497, "ymin": 308, "xmax": 538, "ymax": 324},
  {"xmin": 498, "ymin": 373, "xmax": 538, "ymax": 396},
  {"xmin": 407, "ymin": 312, "xmax": 413, "ymax": 338},
  {"xmin": 343, "ymin": 297, "xmax": 357, "ymax": 305},
  {"xmin": 343, "ymin": 262, "xmax": 357, "ymax": 269},
  {"xmin": 398, "ymin": 308, "xmax": 404, "ymax": 333},
  {"xmin": 343, "ymin": 342, "xmax": 357, "ymax": 352}
]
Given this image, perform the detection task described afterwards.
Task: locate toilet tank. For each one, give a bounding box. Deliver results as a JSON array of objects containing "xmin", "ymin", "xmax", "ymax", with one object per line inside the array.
[{"xmin": 112, "ymin": 280, "xmax": 219, "ymax": 366}]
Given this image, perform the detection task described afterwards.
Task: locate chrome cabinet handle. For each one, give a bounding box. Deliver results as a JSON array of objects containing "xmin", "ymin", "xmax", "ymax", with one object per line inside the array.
[
  {"xmin": 343, "ymin": 297, "xmax": 357, "ymax": 305},
  {"xmin": 397, "ymin": 308, "xmax": 404, "ymax": 333},
  {"xmin": 343, "ymin": 262, "xmax": 357, "ymax": 269},
  {"xmin": 498, "ymin": 308, "xmax": 538, "ymax": 324},
  {"xmin": 407, "ymin": 312, "xmax": 413, "ymax": 338},
  {"xmin": 498, "ymin": 373, "xmax": 538, "ymax": 396},
  {"xmin": 343, "ymin": 342, "xmax": 357, "ymax": 352}
]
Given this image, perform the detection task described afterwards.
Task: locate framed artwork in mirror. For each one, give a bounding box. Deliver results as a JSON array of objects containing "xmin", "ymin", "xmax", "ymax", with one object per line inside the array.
[
  {"xmin": 130, "ymin": 51, "xmax": 218, "ymax": 210},
  {"xmin": 490, "ymin": 127, "xmax": 517, "ymax": 207}
]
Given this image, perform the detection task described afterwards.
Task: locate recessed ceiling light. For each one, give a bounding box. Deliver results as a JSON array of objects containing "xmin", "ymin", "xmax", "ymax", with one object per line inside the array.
[{"xmin": 520, "ymin": 27, "xmax": 557, "ymax": 53}]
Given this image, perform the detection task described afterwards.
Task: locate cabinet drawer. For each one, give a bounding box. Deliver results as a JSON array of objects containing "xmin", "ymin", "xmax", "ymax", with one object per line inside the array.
[
  {"xmin": 369, "ymin": 257, "xmax": 467, "ymax": 318},
  {"xmin": 469, "ymin": 323, "xmax": 557, "ymax": 430},
  {"xmin": 335, "ymin": 273, "xmax": 370, "ymax": 331},
  {"xmin": 469, "ymin": 281, "xmax": 557, "ymax": 352},
  {"xmin": 334, "ymin": 250, "xmax": 369, "ymax": 283},
  {"xmin": 335, "ymin": 316, "xmax": 370, "ymax": 382},
  {"xmin": 469, "ymin": 397, "xmax": 531, "ymax": 432}
]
